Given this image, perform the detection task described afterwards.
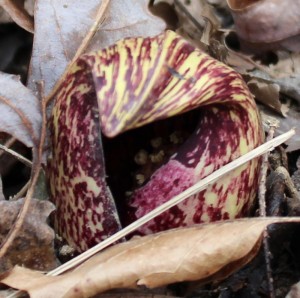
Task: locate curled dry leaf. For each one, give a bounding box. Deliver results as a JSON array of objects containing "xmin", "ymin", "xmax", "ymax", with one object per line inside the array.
[
  {"xmin": 28, "ymin": 0, "xmax": 165, "ymax": 96},
  {"xmin": 1, "ymin": 218, "xmax": 300, "ymax": 298},
  {"xmin": 247, "ymin": 78, "xmax": 288, "ymax": 116},
  {"xmin": 0, "ymin": 0, "xmax": 34, "ymax": 33},
  {"xmin": 0, "ymin": 72, "xmax": 41, "ymax": 148},
  {"xmin": 0, "ymin": 198, "xmax": 58, "ymax": 273},
  {"xmin": 227, "ymin": 0, "xmax": 300, "ymax": 45}
]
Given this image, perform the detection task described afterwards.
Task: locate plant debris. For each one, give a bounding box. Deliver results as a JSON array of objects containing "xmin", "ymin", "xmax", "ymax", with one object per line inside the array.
[{"xmin": 0, "ymin": 1, "xmax": 300, "ymax": 297}]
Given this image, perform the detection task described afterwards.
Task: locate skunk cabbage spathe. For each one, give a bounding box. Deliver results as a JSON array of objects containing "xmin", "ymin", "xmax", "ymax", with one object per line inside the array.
[{"xmin": 48, "ymin": 31, "xmax": 264, "ymax": 252}]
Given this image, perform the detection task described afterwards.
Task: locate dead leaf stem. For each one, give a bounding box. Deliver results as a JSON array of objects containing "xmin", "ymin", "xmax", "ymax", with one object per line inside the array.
[
  {"xmin": 0, "ymin": 144, "xmax": 32, "ymax": 168},
  {"xmin": 45, "ymin": 0, "xmax": 110, "ymax": 105},
  {"xmin": 0, "ymin": 153, "xmax": 40, "ymax": 260},
  {"xmin": 48, "ymin": 129, "xmax": 295, "ymax": 276},
  {"xmin": 259, "ymin": 123, "xmax": 278, "ymax": 216},
  {"xmin": 0, "ymin": 137, "xmax": 16, "ymax": 159},
  {"xmin": 174, "ymin": 0, "xmax": 206, "ymax": 32},
  {"xmin": 10, "ymin": 180, "xmax": 30, "ymax": 201},
  {"xmin": 0, "ymin": 82, "xmax": 47, "ymax": 260},
  {"xmin": 258, "ymin": 123, "xmax": 278, "ymax": 298}
]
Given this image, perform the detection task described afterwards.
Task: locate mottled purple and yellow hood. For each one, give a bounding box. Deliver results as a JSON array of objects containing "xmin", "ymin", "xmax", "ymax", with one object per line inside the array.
[{"xmin": 48, "ymin": 31, "xmax": 264, "ymax": 252}]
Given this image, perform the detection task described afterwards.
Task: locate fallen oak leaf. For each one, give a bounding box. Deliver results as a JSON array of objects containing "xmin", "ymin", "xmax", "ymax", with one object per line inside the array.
[
  {"xmin": 0, "ymin": 72, "xmax": 41, "ymax": 148},
  {"xmin": 2, "ymin": 217, "xmax": 300, "ymax": 298},
  {"xmin": 0, "ymin": 198, "xmax": 58, "ymax": 274}
]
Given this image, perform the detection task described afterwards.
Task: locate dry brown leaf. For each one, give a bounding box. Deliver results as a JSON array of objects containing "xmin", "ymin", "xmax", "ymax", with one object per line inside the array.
[
  {"xmin": 228, "ymin": 50, "xmax": 300, "ymax": 104},
  {"xmin": 224, "ymin": 49, "xmax": 255, "ymax": 73},
  {"xmin": 219, "ymin": 31, "xmax": 269, "ymax": 74},
  {"xmin": 174, "ymin": 0, "xmax": 220, "ymax": 47},
  {"xmin": 28, "ymin": 0, "xmax": 165, "ymax": 96},
  {"xmin": 268, "ymin": 52, "xmax": 300, "ymax": 79},
  {"xmin": 227, "ymin": 0, "xmax": 300, "ymax": 44},
  {"xmin": 245, "ymin": 66, "xmax": 300, "ymax": 105},
  {"xmin": 0, "ymin": 73, "xmax": 42, "ymax": 148},
  {"xmin": 0, "ymin": 198, "xmax": 58, "ymax": 274},
  {"xmin": 1, "ymin": 217, "xmax": 300, "ymax": 298},
  {"xmin": 260, "ymin": 105, "xmax": 300, "ymax": 152},
  {"xmin": 224, "ymin": 48, "xmax": 300, "ymax": 151},
  {"xmin": 265, "ymin": 52, "xmax": 300, "ymax": 103},
  {"xmin": 247, "ymin": 78, "xmax": 288, "ymax": 116},
  {"xmin": 0, "ymin": 0, "xmax": 34, "ymax": 33}
]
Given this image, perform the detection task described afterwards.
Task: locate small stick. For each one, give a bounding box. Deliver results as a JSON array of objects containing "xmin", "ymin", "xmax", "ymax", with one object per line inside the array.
[
  {"xmin": 258, "ymin": 121, "xmax": 278, "ymax": 298},
  {"xmin": 48, "ymin": 129, "xmax": 295, "ymax": 276},
  {"xmin": 10, "ymin": 181, "xmax": 30, "ymax": 201},
  {"xmin": 173, "ymin": 0, "xmax": 206, "ymax": 32},
  {"xmin": 6, "ymin": 129, "xmax": 295, "ymax": 298},
  {"xmin": 0, "ymin": 137, "xmax": 16, "ymax": 158},
  {"xmin": 0, "ymin": 144, "xmax": 32, "ymax": 168}
]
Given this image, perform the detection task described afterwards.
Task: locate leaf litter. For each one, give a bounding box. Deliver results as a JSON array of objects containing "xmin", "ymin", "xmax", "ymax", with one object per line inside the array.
[
  {"xmin": 0, "ymin": 73, "xmax": 41, "ymax": 148},
  {"xmin": 0, "ymin": 198, "xmax": 57, "ymax": 274},
  {"xmin": 1, "ymin": 218, "xmax": 300, "ymax": 298},
  {"xmin": 28, "ymin": 0, "xmax": 165, "ymax": 96},
  {"xmin": 0, "ymin": 0, "xmax": 300, "ymax": 297}
]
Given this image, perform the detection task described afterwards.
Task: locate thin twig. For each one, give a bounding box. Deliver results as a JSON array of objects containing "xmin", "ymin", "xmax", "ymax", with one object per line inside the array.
[
  {"xmin": 0, "ymin": 137, "xmax": 16, "ymax": 159},
  {"xmin": 219, "ymin": 29, "xmax": 276, "ymax": 78},
  {"xmin": 48, "ymin": 129, "xmax": 295, "ymax": 276},
  {"xmin": 0, "ymin": 167, "xmax": 40, "ymax": 259},
  {"xmin": 259, "ymin": 124, "xmax": 278, "ymax": 216},
  {"xmin": 45, "ymin": 0, "xmax": 110, "ymax": 105},
  {"xmin": 258, "ymin": 122, "xmax": 278, "ymax": 298},
  {"xmin": 231, "ymin": 49, "xmax": 277, "ymax": 79},
  {"xmin": 0, "ymin": 144, "xmax": 32, "ymax": 167},
  {"xmin": 0, "ymin": 82, "xmax": 47, "ymax": 259},
  {"xmin": 10, "ymin": 181, "xmax": 30, "ymax": 201},
  {"xmin": 173, "ymin": 0, "xmax": 206, "ymax": 32}
]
